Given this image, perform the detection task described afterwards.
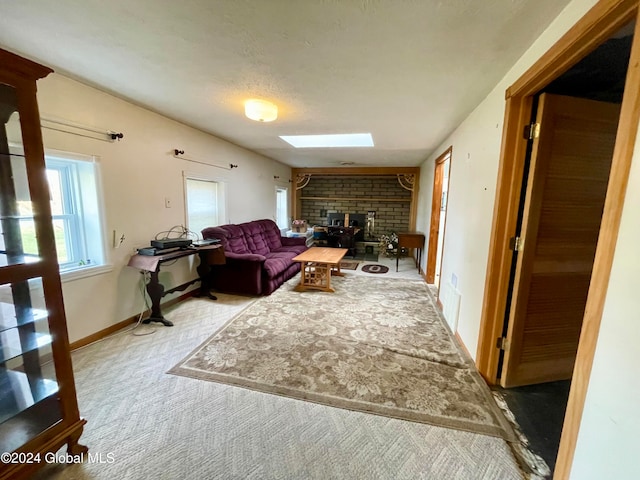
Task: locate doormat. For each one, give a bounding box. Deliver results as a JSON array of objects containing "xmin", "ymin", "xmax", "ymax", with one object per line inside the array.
[
  {"xmin": 339, "ymin": 261, "xmax": 359, "ymax": 270},
  {"xmin": 361, "ymin": 264, "xmax": 389, "ymax": 274}
]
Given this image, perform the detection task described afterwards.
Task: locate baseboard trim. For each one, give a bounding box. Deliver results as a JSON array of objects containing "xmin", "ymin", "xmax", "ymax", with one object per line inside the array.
[
  {"xmin": 69, "ymin": 289, "xmax": 198, "ymax": 351},
  {"xmin": 455, "ymin": 331, "xmax": 473, "ymax": 359}
]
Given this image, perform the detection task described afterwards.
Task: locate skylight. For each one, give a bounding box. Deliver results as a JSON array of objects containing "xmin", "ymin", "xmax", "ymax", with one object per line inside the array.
[{"xmin": 279, "ymin": 133, "xmax": 374, "ymax": 148}]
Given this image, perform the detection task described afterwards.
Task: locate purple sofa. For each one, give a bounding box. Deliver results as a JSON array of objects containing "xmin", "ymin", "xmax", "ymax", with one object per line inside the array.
[{"xmin": 201, "ymin": 219, "xmax": 308, "ymax": 295}]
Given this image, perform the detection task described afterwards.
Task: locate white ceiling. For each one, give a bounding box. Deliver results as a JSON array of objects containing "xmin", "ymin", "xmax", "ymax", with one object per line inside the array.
[{"xmin": 0, "ymin": 0, "xmax": 572, "ymax": 168}]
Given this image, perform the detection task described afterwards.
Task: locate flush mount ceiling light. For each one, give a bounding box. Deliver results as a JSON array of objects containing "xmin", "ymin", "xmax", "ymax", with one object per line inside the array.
[
  {"xmin": 279, "ymin": 133, "xmax": 374, "ymax": 148},
  {"xmin": 244, "ymin": 99, "xmax": 278, "ymax": 122}
]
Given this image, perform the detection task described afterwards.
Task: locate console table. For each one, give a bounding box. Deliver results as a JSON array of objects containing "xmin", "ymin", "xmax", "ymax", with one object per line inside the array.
[
  {"xmin": 396, "ymin": 232, "xmax": 425, "ymax": 272},
  {"xmin": 127, "ymin": 245, "xmax": 224, "ymax": 326}
]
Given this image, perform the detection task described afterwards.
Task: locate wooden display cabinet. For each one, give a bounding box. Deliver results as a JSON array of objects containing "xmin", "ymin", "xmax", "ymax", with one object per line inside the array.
[{"xmin": 0, "ymin": 48, "xmax": 87, "ymax": 479}]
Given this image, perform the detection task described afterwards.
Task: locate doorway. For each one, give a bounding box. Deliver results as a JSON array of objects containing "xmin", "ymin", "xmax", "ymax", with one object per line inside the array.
[
  {"xmin": 476, "ymin": 3, "xmax": 640, "ymax": 477},
  {"xmin": 499, "ymin": 24, "xmax": 630, "ymax": 473},
  {"xmin": 426, "ymin": 147, "xmax": 452, "ymax": 289}
]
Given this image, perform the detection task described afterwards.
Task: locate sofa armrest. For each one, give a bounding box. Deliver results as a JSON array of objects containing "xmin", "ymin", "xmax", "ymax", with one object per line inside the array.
[
  {"xmin": 211, "ymin": 251, "xmax": 266, "ymax": 296},
  {"xmin": 225, "ymin": 252, "xmax": 266, "ymax": 263},
  {"xmin": 281, "ymin": 236, "xmax": 307, "ymax": 246}
]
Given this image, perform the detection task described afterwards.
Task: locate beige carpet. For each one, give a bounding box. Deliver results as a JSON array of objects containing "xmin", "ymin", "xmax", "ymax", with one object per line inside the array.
[
  {"xmin": 170, "ymin": 275, "xmax": 515, "ymax": 441},
  {"xmin": 31, "ymin": 288, "xmax": 524, "ymax": 480}
]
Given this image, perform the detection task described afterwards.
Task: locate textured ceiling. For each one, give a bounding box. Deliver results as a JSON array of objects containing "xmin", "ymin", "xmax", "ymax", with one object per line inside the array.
[{"xmin": 0, "ymin": 0, "xmax": 572, "ymax": 168}]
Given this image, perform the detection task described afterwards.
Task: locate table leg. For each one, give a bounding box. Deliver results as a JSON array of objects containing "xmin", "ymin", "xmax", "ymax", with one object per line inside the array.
[
  {"xmin": 332, "ymin": 262, "xmax": 345, "ymax": 277},
  {"xmin": 196, "ymin": 251, "xmax": 218, "ymax": 300},
  {"xmin": 294, "ymin": 262, "xmax": 306, "ymax": 292},
  {"xmin": 143, "ymin": 270, "xmax": 174, "ymax": 326}
]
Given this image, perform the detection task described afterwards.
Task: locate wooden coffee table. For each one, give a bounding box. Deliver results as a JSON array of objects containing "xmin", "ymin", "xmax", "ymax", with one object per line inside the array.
[{"xmin": 292, "ymin": 247, "xmax": 348, "ymax": 292}]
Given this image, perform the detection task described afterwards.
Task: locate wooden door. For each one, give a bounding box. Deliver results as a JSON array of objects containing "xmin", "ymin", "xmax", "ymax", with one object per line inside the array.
[
  {"xmin": 500, "ymin": 93, "xmax": 620, "ymax": 388},
  {"xmin": 426, "ymin": 147, "xmax": 451, "ymax": 284}
]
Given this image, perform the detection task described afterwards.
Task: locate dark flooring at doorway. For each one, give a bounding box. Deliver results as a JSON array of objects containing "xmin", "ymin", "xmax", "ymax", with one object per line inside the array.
[{"xmin": 495, "ymin": 380, "xmax": 571, "ymax": 473}]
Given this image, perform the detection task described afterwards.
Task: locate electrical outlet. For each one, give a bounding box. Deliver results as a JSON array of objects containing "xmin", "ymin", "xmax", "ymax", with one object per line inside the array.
[
  {"xmin": 165, "ymin": 197, "xmax": 172, "ymax": 208},
  {"xmin": 112, "ymin": 230, "xmax": 125, "ymax": 248}
]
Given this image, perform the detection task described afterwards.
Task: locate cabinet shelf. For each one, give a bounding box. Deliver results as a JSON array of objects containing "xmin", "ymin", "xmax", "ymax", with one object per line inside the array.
[
  {"xmin": 0, "ymin": 303, "xmax": 48, "ymax": 334},
  {"xmin": 0, "ymin": 392, "xmax": 61, "ymax": 455},
  {"xmin": 0, "ymin": 253, "xmax": 40, "ymax": 269},
  {"xmin": 0, "ymin": 369, "xmax": 59, "ymax": 424},
  {"xmin": 0, "ymin": 331, "xmax": 52, "ymax": 364}
]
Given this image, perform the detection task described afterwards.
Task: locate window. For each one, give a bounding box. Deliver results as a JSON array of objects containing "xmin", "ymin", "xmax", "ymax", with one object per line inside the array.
[
  {"xmin": 15, "ymin": 150, "xmax": 106, "ymax": 274},
  {"xmin": 184, "ymin": 175, "xmax": 226, "ymax": 237},
  {"xmin": 275, "ymin": 186, "xmax": 288, "ymax": 230}
]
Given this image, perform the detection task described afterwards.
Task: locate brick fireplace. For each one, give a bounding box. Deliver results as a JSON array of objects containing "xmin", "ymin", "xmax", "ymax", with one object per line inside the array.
[{"xmin": 291, "ymin": 167, "xmax": 420, "ymax": 241}]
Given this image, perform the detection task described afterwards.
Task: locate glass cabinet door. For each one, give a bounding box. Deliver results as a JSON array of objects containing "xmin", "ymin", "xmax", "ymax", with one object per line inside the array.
[
  {"xmin": 0, "ymin": 84, "xmax": 42, "ymax": 268},
  {"xmin": 0, "ymin": 81, "xmax": 63, "ymax": 453},
  {"xmin": 0, "ymin": 279, "xmax": 62, "ymax": 454}
]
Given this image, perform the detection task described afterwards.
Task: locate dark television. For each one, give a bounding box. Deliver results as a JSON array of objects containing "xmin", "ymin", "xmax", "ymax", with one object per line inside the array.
[{"xmin": 326, "ymin": 213, "xmax": 366, "ymax": 228}]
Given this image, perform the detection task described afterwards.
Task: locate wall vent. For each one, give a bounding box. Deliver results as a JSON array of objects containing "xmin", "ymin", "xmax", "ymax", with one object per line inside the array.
[{"xmin": 440, "ymin": 281, "xmax": 461, "ymax": 332}]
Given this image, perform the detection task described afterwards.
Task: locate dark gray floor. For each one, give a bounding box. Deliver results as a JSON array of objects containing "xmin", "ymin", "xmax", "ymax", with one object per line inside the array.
[{"xmin": 496, "ymin": 380, "xmax": 571, "ymax": 473}]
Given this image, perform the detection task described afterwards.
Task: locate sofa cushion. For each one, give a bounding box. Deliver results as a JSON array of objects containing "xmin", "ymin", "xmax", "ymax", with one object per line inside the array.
[
  {"xmin": 274, "ymin": 245, "xmax": 307, "ymax": 255},
  {"xmin": 240, "ymin": 221, "xmax": 271, "ymax": 256},
  {"xmin": 202, "ymin": 224, "xmax": 251, "ymax": 254},
  {"xmin": 263, "ymin": 252, "xmax": 297, "ymax": 279},
  {"xmin": 239, "ymin": 219, "xmax": 283, "ymax": 255},
  {"xmin": 257, "ymin": 219, "xmax": 284, "ymax": 251}
]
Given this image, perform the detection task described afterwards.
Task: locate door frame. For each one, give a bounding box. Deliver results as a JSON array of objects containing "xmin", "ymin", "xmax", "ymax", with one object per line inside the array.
[
  {"xmin": 500, "ymin": 94, "xmax": 621, "ymax": 388},
  {"xmin": 474, "ymin": 1, "xmax": 640, "ymax": 478},
  {"xmin": 426, "ymin": 146, "xmax": 452, "ymax": 285}
]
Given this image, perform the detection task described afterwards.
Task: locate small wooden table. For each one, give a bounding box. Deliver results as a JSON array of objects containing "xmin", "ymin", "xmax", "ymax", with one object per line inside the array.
[
  {"xmin": 127, "ymin": 245, "xmax": 224, "ymax": 326},
  {"xmin": 292, "ymin": 247, "xmax": 348, "ymax": 292},
  {"xmin": 396, "ymin": 232, "xmax": 425, "ymax": 272}
]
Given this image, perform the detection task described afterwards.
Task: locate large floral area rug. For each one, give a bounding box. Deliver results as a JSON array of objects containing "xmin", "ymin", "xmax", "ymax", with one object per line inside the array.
[{"xmin": 169, "ymin": 275, "xmax": 516, "ymax": 441}]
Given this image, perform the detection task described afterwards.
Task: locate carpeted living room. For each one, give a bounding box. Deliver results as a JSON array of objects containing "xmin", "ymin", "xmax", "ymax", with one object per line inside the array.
[
  {"xmin": 32, "ymin": 259, "xmax": 528, "ymax": 479},
  {"xmin": 2, "ymin": 2, "xmax": 640, "ymax": 480}
]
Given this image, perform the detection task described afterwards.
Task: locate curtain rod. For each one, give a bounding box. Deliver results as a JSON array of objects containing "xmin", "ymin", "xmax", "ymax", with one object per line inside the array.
[
  {"xmin": 40, "ymin": 115, "xmax": 124, "ymax": 141},
  {"xmin": 173, "ymin": 149, "xmax": 238, "ymax": 170}
]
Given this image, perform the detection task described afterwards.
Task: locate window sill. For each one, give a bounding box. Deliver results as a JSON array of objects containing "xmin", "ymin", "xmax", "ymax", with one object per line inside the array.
[{"xmin": 60, "ymin": 264, "xmax": 113, "ymax": 283}]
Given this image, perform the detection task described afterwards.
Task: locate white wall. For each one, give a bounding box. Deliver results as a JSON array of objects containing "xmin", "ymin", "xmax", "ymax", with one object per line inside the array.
[
  {"xmin": 417, "ymin": 0, "xmax": 598, "ymax": 357},
  {"xmin": 34, "ymin": 74, "xmax": 291, "ymax": 343},
  {"xmin": 417, "ymin": 0, "xmax": 640, "ymax": 477},
  {"xmin": 570, "ymin": 127, "xmax": 640, "ymax": 479},
  {"xmin": 415, "ymin": 157, "xmax": 434, "ymax": 272}
]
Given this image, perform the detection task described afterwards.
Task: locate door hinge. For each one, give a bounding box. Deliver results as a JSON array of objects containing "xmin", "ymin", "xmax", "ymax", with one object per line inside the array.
[
  {"xmin": 523, "ymin": 122, "xmax": 540, "ymax": 140},
  {"xmin": 509, "ymin": 236, "xmax": 524, "ymax": 251},
  {"xmin": 496, "ymin": 337, "xmax": 510, "ymax": 351}
]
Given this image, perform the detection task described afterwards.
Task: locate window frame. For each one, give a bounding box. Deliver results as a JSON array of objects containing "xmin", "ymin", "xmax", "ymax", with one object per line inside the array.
[
  {"xmin": 45, "ymin": 159, "xmax": 83, "ymax": 269},
  {"xmin": 275, "ymin": 185, "xmax": 289, "ymax": 231},
  {"xmin": 8, "ymin": 144, "xmax": 111, "ymax": 281},
  {"xmin": 182, "ymin": 171, "xmax": 227, "ymax": 238}
]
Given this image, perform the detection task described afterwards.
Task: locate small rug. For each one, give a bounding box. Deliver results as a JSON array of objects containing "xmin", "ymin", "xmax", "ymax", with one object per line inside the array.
[
  {"xmin": 169, "ymin": 276, "xmax": 515, "ymax": 441},
  {"xmin": 339, "ymin": 260, "xmax": 359, "ymax": 270},
  {"xmin": 361, "ymin": 264, "xmax": 389, "ymax": 274}
]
